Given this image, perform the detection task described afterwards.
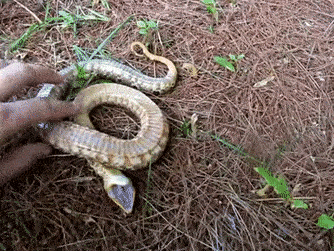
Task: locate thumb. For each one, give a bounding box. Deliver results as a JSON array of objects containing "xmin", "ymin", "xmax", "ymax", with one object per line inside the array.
[
  {"xmin": 0, "ymin": 143, "xmax": 52, "ymax": 186},
  {"xmin": 0, "ymin": 62, "xmax": 64, "ymax": 101},
  {"xmin": 0, "ymin": 98, "xmax": 82, "ymax": 140}
]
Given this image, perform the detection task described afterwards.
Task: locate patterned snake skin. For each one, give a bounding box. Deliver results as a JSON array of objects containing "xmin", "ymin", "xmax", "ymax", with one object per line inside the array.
[{"xmin": 38, "ymin": 42, "xmax": 177, "ymax": 213}]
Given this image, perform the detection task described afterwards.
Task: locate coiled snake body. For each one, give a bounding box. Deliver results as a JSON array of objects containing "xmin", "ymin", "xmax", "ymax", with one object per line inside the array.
[{"xmin": 38, "ymin": 42, "xmax": 176, "ymax": 213}]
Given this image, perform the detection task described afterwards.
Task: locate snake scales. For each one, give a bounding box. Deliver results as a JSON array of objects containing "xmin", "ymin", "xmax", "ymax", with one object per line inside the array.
[{"xmin": 38, "ymin": 42, "xmax": 177, "ymax": 213}]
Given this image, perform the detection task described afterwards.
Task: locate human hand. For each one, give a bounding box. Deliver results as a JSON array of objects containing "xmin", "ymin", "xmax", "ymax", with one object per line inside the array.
[{"xmin": 0, "ymin": 61, "xmax": 81, "ymax": 185}]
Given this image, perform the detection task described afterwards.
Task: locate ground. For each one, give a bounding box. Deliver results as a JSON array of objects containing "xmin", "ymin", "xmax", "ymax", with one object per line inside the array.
[{"xmin": 1, "ymin": 0, "xmax": 334, "ymax": 250}]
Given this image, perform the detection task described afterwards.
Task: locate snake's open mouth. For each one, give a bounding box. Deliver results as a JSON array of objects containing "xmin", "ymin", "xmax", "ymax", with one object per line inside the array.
[{"xmin": 108, "ymin": 184, "xmax": 135, "ymax": 214}]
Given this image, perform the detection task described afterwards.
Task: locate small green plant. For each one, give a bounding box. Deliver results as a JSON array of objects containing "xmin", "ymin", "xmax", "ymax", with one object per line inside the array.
[
  {"xmin": 317, "ymin": 214, "xmax": 334, "ymax": 229},
  {"xmin": 211, "ymin": 133, "xmax": 334, "ymax": 229},
  {"xmin": 179, "ymin": 114, "xmax": 198, "ymax": 138},
  {"xmin": 208, "ymin": 25, "xmax": 214, "ymax": 33},
  {"xmin": 214, "ymin": 54, "xmax": 245, "ymax": 72},
  {"xmin": 58, "ymin": 8, "xmax": 110, "ymax": 36},
  {"xmin": 180, "ymin": 119, "xmax": 192, "ymax": 137},
  {"xmin": 0, "ymin": 243, "xmax": 5, "ymax": 251},
  {"xmin": 212, "ymin": 134, "xmax": 308, "ymax": 209},
  {"xmin": 255, "ymin": 167, "xmax": 308, "ymax": 209},
  {"xmin": 201, "ymin": 0, "xmax": 218, "ymax": 22},
  {"xmin": 9, "ymin": 8, "xmax": 110, "ymax": 52},
  {"xmin": 136, "ymin": 20, "xmax": 158, "ymax": 35}
]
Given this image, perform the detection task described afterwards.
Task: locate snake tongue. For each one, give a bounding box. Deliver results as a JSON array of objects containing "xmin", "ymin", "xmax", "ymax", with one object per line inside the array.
[{"xmin": 108, "ymin": 183, "xmax": 135, "ymax": 214}]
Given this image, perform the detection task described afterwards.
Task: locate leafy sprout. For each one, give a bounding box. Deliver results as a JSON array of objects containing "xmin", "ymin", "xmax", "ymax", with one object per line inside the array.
[
  {"xmin": 136, "ymin": 20, "xmax": 158, "ymax": 35},
  {"xmin": 255, "ymin": 167, "xmax": 308, "ymax": 209},
  {"xmin": 201, "ymin": 0, "xmax": 218, "ymax": 22},
  {"xmin": 317, "ymin": 214, "xmax": 334, "ymax": 229},
  {"xmin": 214, "ymin": 54, "xmax": 245, "ymax": 72},
  {"xmin": 229, "ymin": 54, "xmax": 245, "ymax": 62},
  {"xmin": 180, "ymin": 119, "xmax": 192, "ymax": 137},
  {"xmin": 9, "ymin": 8, "xmax": 110, "ymax": 52},
  {"xmin": 58, "ymin": 8, "xmax": 110, "ymax": 35},
  {"xmin": 212, "ymin": 134, "xmax": 308, "ymax": 209}
]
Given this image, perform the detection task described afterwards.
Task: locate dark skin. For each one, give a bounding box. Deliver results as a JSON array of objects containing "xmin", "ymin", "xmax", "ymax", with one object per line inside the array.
[{"xmin": 0, "ymin": 62, "xmax": 82, "ymax": 185}]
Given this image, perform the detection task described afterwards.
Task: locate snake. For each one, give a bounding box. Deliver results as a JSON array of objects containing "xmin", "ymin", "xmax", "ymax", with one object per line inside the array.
[{"xmin": 37, "ymin": 42, "xmax": 177, "ymax": 213}]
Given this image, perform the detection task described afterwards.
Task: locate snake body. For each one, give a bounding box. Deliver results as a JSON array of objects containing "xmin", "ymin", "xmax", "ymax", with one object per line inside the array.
[
  {"xmin": 43, "ymin": 84, "xmax": 170, "ymax": 170},
  {"xmin": 59, "ymin": 42, "xmax": 177, "ymax": 94},
  {"xmin": 38, "ymin": 42, "xmax": 176, "ymax": 213}
]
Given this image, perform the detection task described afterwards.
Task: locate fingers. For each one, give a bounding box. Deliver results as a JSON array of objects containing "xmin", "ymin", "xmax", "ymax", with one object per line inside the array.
[
  {"xmin": 0, "ymin": 143, "xmax": 52, "ymax": 186},
  {"xmin": 0, "ymin": 62, "xmax": 73, "ymax": 185},
  {"xmin": 28, "ymin": 64, "xmax": 64, "ymax": 85},
  {"xmin": 0, "ymin": 62, "xmax": 64, "ymax": 101},
  {"xmin": 0, "ymin": 98, "xmax": 82, "ymax": 141}
]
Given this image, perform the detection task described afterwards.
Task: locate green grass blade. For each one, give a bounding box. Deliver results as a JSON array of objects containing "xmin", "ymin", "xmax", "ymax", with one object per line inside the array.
[
  {"xmin": 73, "ymin": 45, "xmax": 89, "ymax": 61},
  {"xmin": 214, "ymin": 56, "xmax": 235, "ymax": 72},
  {"xmin": 58, "ymin": 10, "xmax": 75, "ymax": 26},
  {"xmin": 86, "ymin": 15, "xmax": 133, "ymax": 62},
  {"xmin": 9, "ymin": 23, "xmax": 39, "ymax": 52},
  {"xmin": 84, "ymin": 9, "xmax": 110, "ymax": 21}
]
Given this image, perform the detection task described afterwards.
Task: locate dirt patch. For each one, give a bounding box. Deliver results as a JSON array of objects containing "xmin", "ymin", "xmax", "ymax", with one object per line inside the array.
[{"xmin": 1, "ymin": 0, "xmax": 334, "ymax": 250}]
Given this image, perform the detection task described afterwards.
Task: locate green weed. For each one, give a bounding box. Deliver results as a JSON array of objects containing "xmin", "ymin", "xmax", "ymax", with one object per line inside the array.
[
  {"xmin": 201, "ymin": 0, "xmax": 218, "ymax": 22},
  {"xmin": 136, "ymin": 20, "xmax": 158, "ymax": 36},
  {"xmin": 72, "ymin": 45, "xmax": 90, "ymax": 61},
  {"xmin": 254, "ymin": 167, "xmax": 308, "ymax": 209},
  {"xmin": 9, "ymin": 23, "xmax": 39, "ymax": 52},
  {"xmin": 212, "ymin": 134, "xmax": 308, "ymax": 209},
  {"xmin": 214, "ymin": 54, "xmax": 244, "ymax": 72},
  {"xmin": 58, "ymin": 8, "xmax": 110, "ymax": 36},
  {"xmin": 180, "ymin": 119, "xmax": 192, "ymax": 137},
  {"xmin": 9, "ymin": 8, "xmax": 110, "ymax": 52},
  {"xmin": 210, "ymin": 133, "xmax": 334, "ymax": 231},
  {"xmin": 179, "ymin": 114, "xmax": 198, "ymax": 138},
  {"xmin": 212, "ymin": 134, "xmax": 261, "ymax": 164},
  {"xmin": 317, "ymin": 214, "xmax": 334, "ymax": 229}
]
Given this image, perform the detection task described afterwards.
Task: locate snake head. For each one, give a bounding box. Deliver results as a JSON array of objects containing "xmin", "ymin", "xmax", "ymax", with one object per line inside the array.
[
  {"xmin": 88, "ymin": 161, "xmax": 136, "ymax": 214},
  {"xmin": 104, "ymin": 169, "xmax": 136, "ymax": 214},
  {"xmin": 108, "ymin": 183, "xmax": 135, "ymax": 214}
]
